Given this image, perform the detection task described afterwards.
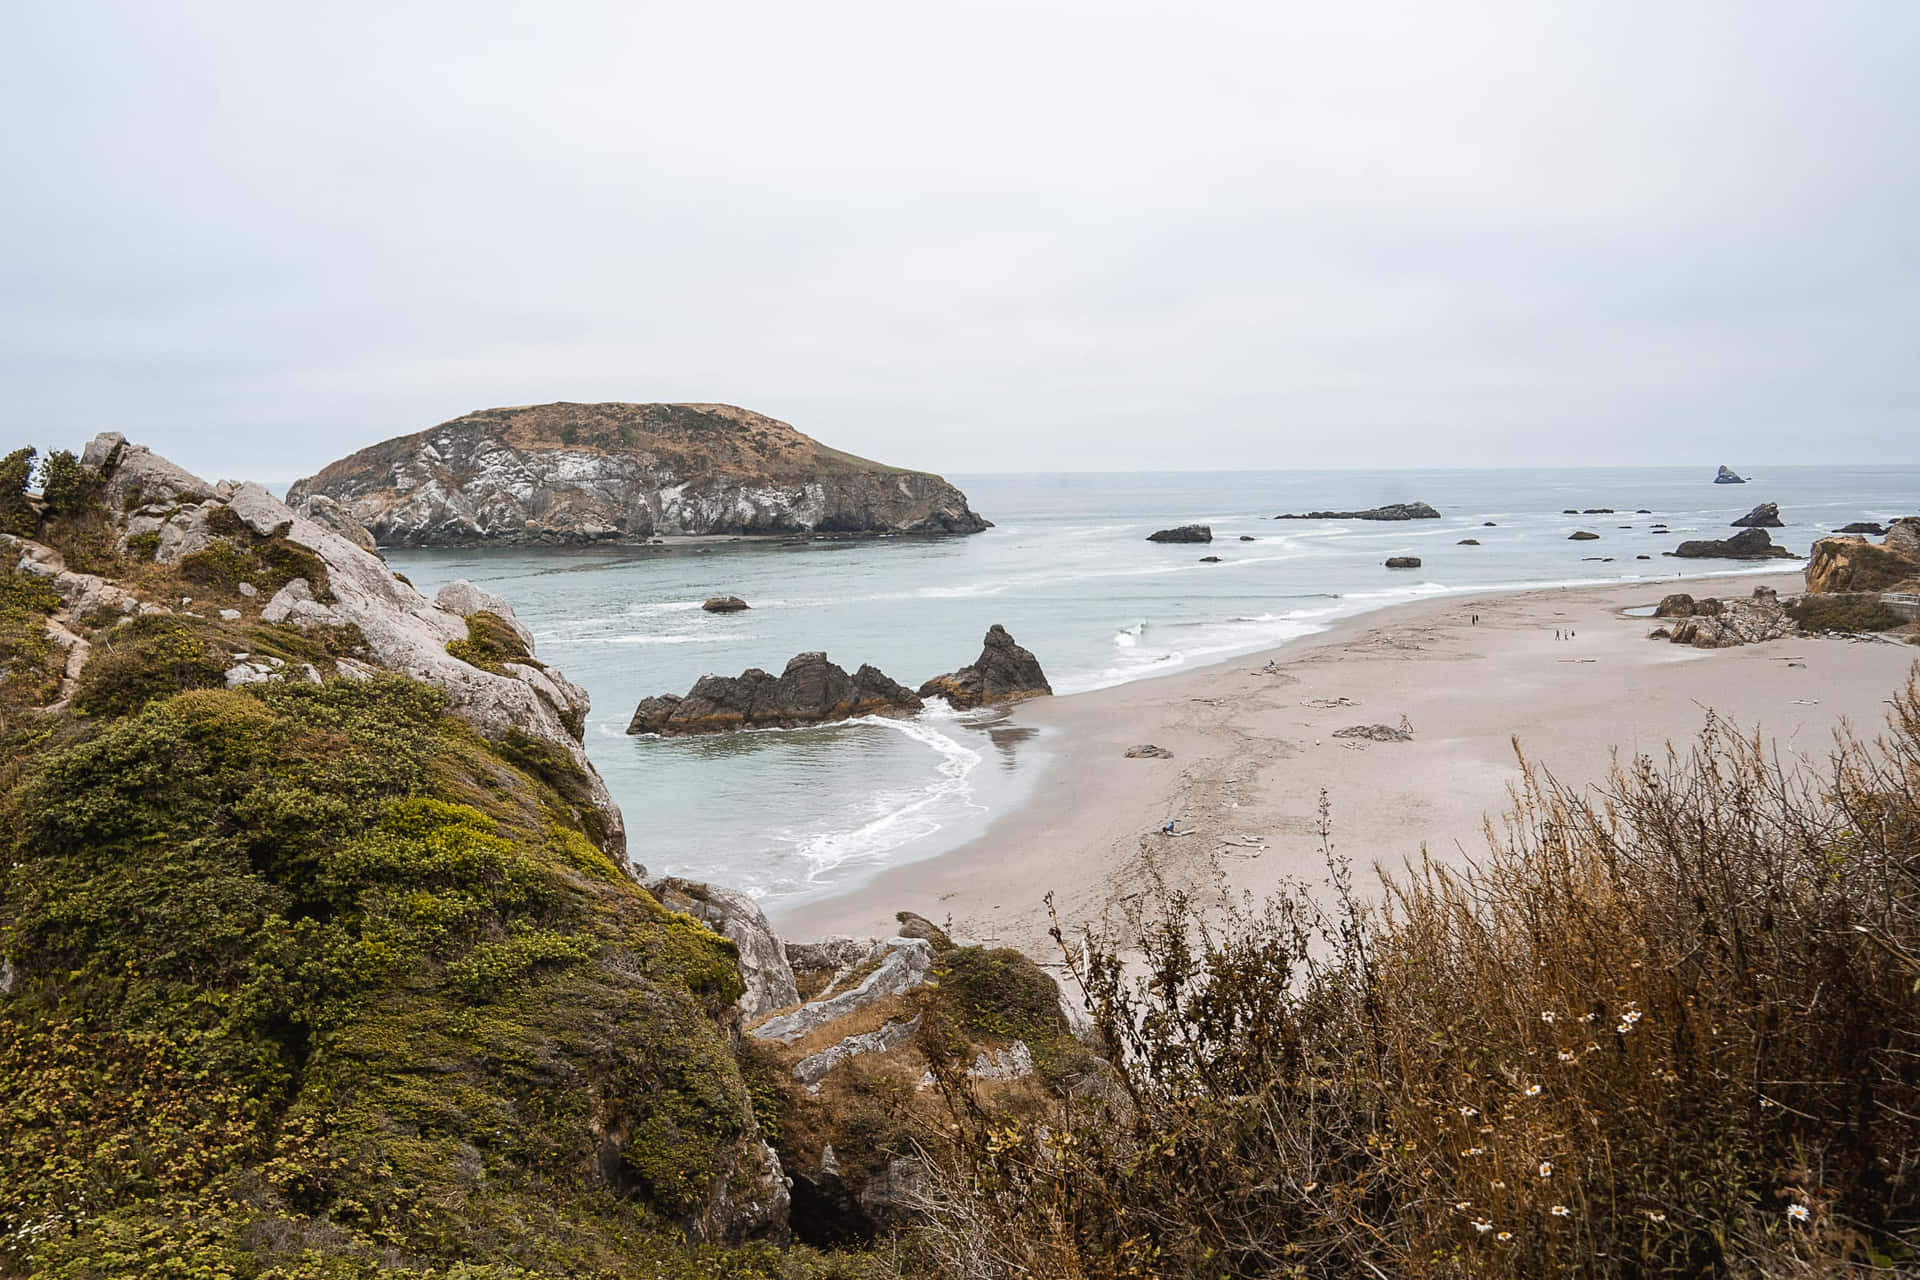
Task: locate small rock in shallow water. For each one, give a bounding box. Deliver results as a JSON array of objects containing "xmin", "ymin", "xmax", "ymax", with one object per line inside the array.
[
  {"xmin": 702, "ymin": 595, "xmax": 750, "ymax": 612},
  {"xmin": 1126, "ymin": 744, "xmax": 1174, "ymax": 759}
]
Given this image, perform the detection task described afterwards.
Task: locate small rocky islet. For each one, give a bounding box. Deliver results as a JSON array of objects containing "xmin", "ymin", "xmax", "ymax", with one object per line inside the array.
[{"xmin": 286, "ymin": 400, "xmax": 992, "ymax": 544}]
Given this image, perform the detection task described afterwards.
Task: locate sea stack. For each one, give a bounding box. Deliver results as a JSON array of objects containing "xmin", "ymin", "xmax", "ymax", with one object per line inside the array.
[
  {"xmin": 1714, "ymin": 465, "xmax": 1747, "ymax": 484},
  {"xmin": 918, "ymin": 624, "xmax": 1052, "ymax": 708},
  {"xmin": 1148, "ymin": 524, "xmax": 1213, "ymax": 543},
  {"xmin": 285, "ymin": 402, "xmax": 991, "ymax": 545},
  {"xmin": 627, "ymin": 652, "xmax": 923, "ymax": 735}
]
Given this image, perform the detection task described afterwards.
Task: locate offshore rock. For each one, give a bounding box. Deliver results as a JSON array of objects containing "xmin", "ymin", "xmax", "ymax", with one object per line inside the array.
[
  {"xmin": 628, "ymin": 651, "xmax": 923, "ymax": 735},
  {"xmin": 1384, "ymin": 556, "xmax": 1421, "ymax": 568},
  {"xmin": 1569, "ymin": 531, "xmax": 1600, "ymax": 541},
  {"xmin": 1671, "ymin": 528, "xmax": 1798, "ymax": 560},
  {"xmin": 286, "ymin": 402, "xmax": 990, "ymax": 545},
  {"xmin": 702, "ymin": 595, "xmax": 750, "ymax": 612},
  {"xmin": 918, "ymin": 624, "xmax": 1052, "ymax": 708},
  {"xmin": 1147, "ymin": 524, "xmax": 1212, "ymax": 543},
  {"xmin": 1274, "ymin": 501, "xmax": 1440, "ymax": 521},
  {"xmin": 1836, "ymin": 522, "xmax": 1888, "ymax": 536},
  {"xmin": 1732, "ymin": 502, "xmax": 1784, "ymax": 528},
  {"xmin": 1715, "ymin": 465, "xmax": 1747, "ymax": 484}
]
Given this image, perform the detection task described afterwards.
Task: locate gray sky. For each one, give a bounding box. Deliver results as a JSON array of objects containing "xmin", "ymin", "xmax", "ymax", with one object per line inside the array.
[{"xmin": 4, "ymin": 2, "xmax": 1916, "ymax": 483}]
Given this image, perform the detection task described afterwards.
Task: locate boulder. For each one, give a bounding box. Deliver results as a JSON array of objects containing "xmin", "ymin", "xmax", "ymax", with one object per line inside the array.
[
  {"xmin": 1457, "ymin": 538, "xmax": 1480, "ymax": 545},
  {"xmin": 645, "ymin": 876, "xmax": 801, "ymax": 1021},
  {"xmin": 1671, "ymin": 528, "xmax": 1798, "ymax": 560},
  {"xmin": 1198, "ymin": 555, "xmax": 1221, "ymax": 563},
  {"xmin": 1731, "ymin": 502, "xmax": 1783, "ymax": 528},
  {"xmin": 703, "ymin": 595, "xmax": 751, "ymax": 613},
  {"xmin": 1569, "ymin": 531, "xmax": 1600, "ymax": 541},
  {"xmin": 628, "ymin": 651, "xmax": 923, "ymax": 735},
  {"xmin": 1384, "ymin": 556, "xmax": 1421, "ymax": 569},
  {"xmin": 893, "ymin": 911, "xmax": 953, "ymax": 950},
  {"xmin": 1274, "ymin": 502, "xmax": 1439, "ymax": 521},
  {"xmin": 918, "ymin": 624, "xmax": 1051, "ymax": 709},
  {"xmin": 1147, "ymin": 524, "xmax": 1212, "ymax": 543},
  {"xmin": 1653, "ymin": 593, "xmax": 1697, "ymax": 618},
  {"xmin": 435, "ymin": 579, "xmax": 537, "ymax": 651},
  {"xmin": 1237, "ymin": 534, "xmax": 1255, "ymax": 541},
  {"xmin": 1715, "ymin": 465, "xmax": 1746, "ymax": 484}
]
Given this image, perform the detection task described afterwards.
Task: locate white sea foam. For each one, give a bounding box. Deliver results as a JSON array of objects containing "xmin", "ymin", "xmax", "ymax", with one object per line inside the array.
[{"xmin": 785, "ymin": 715, "xmax": 985, "ymax": 878}]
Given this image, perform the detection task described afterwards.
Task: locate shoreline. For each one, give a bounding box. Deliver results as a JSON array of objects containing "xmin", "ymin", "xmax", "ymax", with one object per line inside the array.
[{"xmin": 769, "ymin": 570, "xmax": 1918, "ymax": 958}]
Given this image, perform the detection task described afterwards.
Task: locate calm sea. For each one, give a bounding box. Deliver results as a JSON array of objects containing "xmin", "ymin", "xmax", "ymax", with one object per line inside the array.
[{"xmin": 385, "ymin": 466, "xmax": 1920, "ymax": 904}]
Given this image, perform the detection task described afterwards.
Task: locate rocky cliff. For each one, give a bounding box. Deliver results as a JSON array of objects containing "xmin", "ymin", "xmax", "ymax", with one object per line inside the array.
[
  {"xmin": 286, "ymin": 402, "xmax": 991, "ymax": 545},
  {"xmin": 1804, "ymin": 517, "xmax": 1920, "ymax": 594}
]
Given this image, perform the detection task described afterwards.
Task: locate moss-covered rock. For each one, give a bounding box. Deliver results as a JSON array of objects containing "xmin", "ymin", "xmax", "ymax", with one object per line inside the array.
[{"xmin": 0, "ymin": 673, "xmax": 822, "ymax": 1276}]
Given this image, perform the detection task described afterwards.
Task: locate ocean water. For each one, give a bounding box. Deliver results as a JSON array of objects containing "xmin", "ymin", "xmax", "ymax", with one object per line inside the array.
[{"xmin": 385, "ymin": 466, "xmax": 1920, "ymax": 903}]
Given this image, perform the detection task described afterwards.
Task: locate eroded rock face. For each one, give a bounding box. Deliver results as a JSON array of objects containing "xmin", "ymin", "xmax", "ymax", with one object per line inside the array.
[
  {"xmin": 1147, "ymin": 524, "xmax": 1212, "ymax": 543},
  {"xmin": 74, "ymin": 434, "xmax": 625, "ymax": 857},
  {"xmin": 1732, "ymin": 502, "xmax": 1783, "ymax": 528},
  {"xmin": 918, "ymin": 624, "xmax": 1051, "ymax": 709},
  {"xmin": 645, "ymin": 876, "xmax": 801, "ymax": 1020},
  {"xmin": 285, "ymin": 402, "xmax": 990, "ymax": 545},
  {"xmin": 1671, "ymin": 528, "xmax": 1798, "ymax": 560},
  {"xmin": 1274, "ymin": 502, "xmax": 1440, "ymax": 520},
  {"xmin": 750, "ymin": 938, "xmax": 937, "ymax": 1045},
  {"xmin": 1805, "ymin": 518, "xmax": 1920, "ymax": 594},
  {"xmin": 628, "ymin": 652, "xmax": 923, "ymax": 735},
  {"xmin": 1665, "ymin": 594, "xmax": 1794, "ymax": 649}
]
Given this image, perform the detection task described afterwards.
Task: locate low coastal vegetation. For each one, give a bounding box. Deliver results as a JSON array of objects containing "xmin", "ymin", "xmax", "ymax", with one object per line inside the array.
[{"xmin": 905, "ymin": 684, "xmax": 1920, "ymax": 1278}]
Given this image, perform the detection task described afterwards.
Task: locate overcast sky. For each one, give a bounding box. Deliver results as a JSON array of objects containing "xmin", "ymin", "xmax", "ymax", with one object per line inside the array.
[{"xmin": 3, "ymin": 2, "xmax": 1916, "ymax": 483}]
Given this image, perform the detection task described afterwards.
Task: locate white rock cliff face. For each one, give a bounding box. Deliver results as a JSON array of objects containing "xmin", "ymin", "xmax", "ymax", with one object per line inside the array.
[
  {"xmin": 75, "ymin": 433, "xmax": 627, "ymax": 858},
  {"xmin": 284, "ymin": 402, "xmax": 990, "ymax": 545}
]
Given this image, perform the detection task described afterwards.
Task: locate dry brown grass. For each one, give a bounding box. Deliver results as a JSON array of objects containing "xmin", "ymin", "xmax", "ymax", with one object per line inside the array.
[{"xmin": 901, "ymin": 669, "xmax": 1920, "ymax": 1279}]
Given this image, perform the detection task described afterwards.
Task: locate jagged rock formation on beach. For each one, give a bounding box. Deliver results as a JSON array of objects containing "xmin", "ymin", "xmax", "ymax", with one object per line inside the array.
[
  {"xmin": 286, "ymin": 402, "xmax": 990, "ymax": 545},
  {"xmin": 1669, "ymin": 528, "xmax": 1798, "ymax": 560},
  {"xmin": 1732, "ymin": 502, "xmax": 1784, "ymax": 528},
  {"xmin": 1715, "ymin": 465, "xmax": 1746, "ymax": 484},
  {"xmin": 1804, "ymin": 518, "xmax": 1920, "ymax": 594},
  {"xmin": 1274, "ymin": 502, "xmax": 1439, "ymax": 521},
  {"xmin": 919, "ymin": 624, "xmax": 1052, "ymax": 708},
  {"xmin": 627, "ymin": 651, "xmax": 923, "ymax": 735},
  {"xmin": 1147, "ymin": 524, "xmax": 1212, "ymax": 542},
  {"xmin": 1660, "ymin": 592, "xmax": 1794, "ymax": 649}
]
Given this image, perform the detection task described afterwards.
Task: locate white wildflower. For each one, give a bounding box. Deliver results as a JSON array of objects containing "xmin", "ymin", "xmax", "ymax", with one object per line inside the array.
[{"xmin": 1787, "ymin": 1203, "xmax": 1810, "ymax": 1223}]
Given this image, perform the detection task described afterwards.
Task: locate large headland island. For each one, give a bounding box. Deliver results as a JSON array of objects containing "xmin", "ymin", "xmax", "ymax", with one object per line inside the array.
[
  {"xmin": 3, "ymin": 430, "xmax": 1918, "ymax": 1275},
  {"xmin": 285, "ymin": 401, "xmax": 991, "ymax": 546}
]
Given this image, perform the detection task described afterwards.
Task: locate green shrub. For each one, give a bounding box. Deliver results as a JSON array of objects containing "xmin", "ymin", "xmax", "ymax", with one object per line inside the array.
[
  {"xmin": 0, "ymin": 446, "xmax": 35, "ymax": 537},
  {"xmin": 446, "ymin": 611, "xmax": 536, "ymax": 674},
  {"xmin": 35, "ymin": 448, "xmax": 95, "ymax": 517},
  {"xmin": 1788, "ymin": 593, "xmax": 1905, "ymax": 633},
  {"xmin": 70, "ymin": 613, "xmax": 228, "ymax": 716},
  {"xmin": 0, "ymin": 570, "xmax": 65, "ymax": 714}
]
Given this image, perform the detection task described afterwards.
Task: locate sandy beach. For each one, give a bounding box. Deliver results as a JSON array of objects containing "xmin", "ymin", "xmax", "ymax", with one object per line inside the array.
[{"xmin": 772, "ymin": 571, "xmax": 1920, "ymax": 958}]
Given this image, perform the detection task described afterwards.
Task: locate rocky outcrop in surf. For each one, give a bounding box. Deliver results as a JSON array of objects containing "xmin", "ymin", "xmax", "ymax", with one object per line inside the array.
[
  {"xmin": 286, "ymin": 402, "xmax": 990, "ymax": 545},
  {"xmin": 918, "ymin": 624, "xmax": 1052, "ymax": 708},
  {"xmin": 1274, "ymin": 502, "xmax": 1439, "ymax": 521},
  {"xmin": 627, "ymin": 651, "xmax": 923, "ymax": 735},
  {"xmin": 1669, "ymin": 528, "xmax": 1798, "ymax": 560},
  {"xmin": 1714, "ymin": 465, "xmax": 1746, "ymax": 484},
  {"xmin": 1731, "ymin": 502, "xmax": 1783, "ymax": 528},
  {"xmin": 1147, "ymin": 524, "xmax": 1212, "ymax": 543}
]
